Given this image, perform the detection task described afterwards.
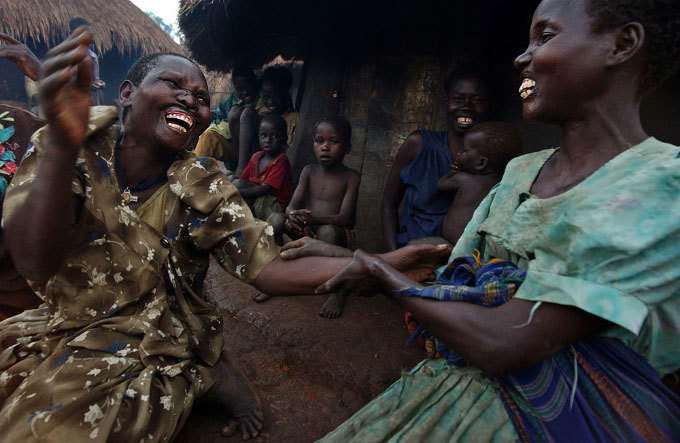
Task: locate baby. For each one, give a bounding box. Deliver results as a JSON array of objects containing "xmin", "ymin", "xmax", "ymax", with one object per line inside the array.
[
  {"xmin": 268, "ymin": 116, "xmax": 361, "ymax": 317},
  {"xmin": 233, "ymin": 114, "xmax": 292, "ymax": 221},
  {"xmin": 437, "ymin": 121, "xmax": 521, "ymax": 245}
]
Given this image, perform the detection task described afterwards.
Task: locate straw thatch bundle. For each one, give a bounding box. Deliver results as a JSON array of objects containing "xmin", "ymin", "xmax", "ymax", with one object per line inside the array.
[{"xmin": 0, "ymin": 0, "xmax": 181, "ymax": 55}]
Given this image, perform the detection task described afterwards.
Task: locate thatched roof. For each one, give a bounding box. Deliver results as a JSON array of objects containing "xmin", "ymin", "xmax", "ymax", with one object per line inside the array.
[
  {"xmin": 179, "ymin": 0, "xmax": 539, "ymax": 72},
  {"xmin": 0, "ymin": 0, "xmax": 181, "ymax": 56}
]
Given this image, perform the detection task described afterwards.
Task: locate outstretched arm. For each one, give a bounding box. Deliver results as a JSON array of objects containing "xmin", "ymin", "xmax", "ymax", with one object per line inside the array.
[
  {"xmin": 307, "ymin": 171, "xmax": 361, "ymax": 227},
  {"xmin": 0, "ymin": 32, "xmax": 41, "ymax": 81},
  {"xmin": 5, "ymin": 28, "xmax": 93, "ymax": 282},
  {"xmin": 317, "ymin": 253, "xmax": 607, "ymax": 376},
  {"xmin": 381, "ymin": 131, "xmax": 422, "ymax": 250}
]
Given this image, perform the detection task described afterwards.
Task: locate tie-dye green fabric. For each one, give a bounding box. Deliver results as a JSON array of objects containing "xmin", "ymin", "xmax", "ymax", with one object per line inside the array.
[
  {"xmin": 453, "ymin": 137, "xmax": 680, "ymax": 377},
  {"xmin": 0, "ymin": 107, "xmax": 279, "ymax": 441}
]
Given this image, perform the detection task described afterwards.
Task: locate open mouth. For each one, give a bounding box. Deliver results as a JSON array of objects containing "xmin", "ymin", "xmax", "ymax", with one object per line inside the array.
[
  {"xmin": 165, "ymin": 111, "xmax": 195, "ymax": 134},
  {"xmin": 519, "ymin": 78, "xmax": 536, "ymax": 99},
  {"xmin": 456, "ymin": 116, "xmax": 475, "ymax": 128}
]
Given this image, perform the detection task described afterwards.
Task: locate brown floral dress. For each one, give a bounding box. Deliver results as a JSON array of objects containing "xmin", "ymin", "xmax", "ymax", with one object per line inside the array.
[{"xmin": 0, "ymin": 107, "xmax": 279, "ymax": 441}]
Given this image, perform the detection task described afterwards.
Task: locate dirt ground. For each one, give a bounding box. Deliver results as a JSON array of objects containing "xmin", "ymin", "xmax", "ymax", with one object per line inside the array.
[{"xmin": 177, "ymin": 259, "xmax": 425, "ymax": 442}]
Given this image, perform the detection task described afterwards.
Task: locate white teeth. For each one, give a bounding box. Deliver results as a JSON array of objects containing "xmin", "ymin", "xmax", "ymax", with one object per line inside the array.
[
  {"xmin": 457, "ymin": 117, "xmax": 473, "ymax": 125},
  {"xmin": 166, "ymin": 113, "xmax": 194, "ymax": 128},
  {"xmin": 519, "ymin": 79, "xmax": 536, "ymax": 99},
  {"xmin": 167, "ymin": 122, "xmax": 187, "ymax": 133}
]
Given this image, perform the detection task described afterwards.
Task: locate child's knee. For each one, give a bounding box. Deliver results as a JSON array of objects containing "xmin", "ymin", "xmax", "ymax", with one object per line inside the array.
[
  {"xmin": 239, "ymin": 106, "xmax": 257, "ymax": 124},
  {"xmin": 316, "ymin": 225, "xmax": 346, "ymax": 246},
  {"xmin": 228, "ymin": 105, "xmax": 244, "ymax": 123},
  {"xmin": 232, "ymin": 178, "xmax": 247, "ymax": 189},
  {"xmin": 267, "ymin": 213, "xmax": 286, "ymax": 232}
]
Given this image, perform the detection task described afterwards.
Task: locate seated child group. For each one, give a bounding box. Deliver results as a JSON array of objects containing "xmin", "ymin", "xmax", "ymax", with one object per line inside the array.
[{"xmin": 198, "ymin": 65, "xmax": 522, "ymax": 318}]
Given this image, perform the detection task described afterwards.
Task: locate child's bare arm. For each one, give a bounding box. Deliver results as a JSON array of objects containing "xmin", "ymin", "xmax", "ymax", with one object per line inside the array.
[
  {"xmin": 286, "ymin": 166, "xmax": 310, "ymax": 214},
  {"xmin": 238, "ymin": 184, "xmax": 274, "ymax": 200},
  {"xmin": 437, "ymin": 168, "xmax": 462, "ymax": 193},
  {"xmin": 308, "ymin": 171, "xmax": 360, "ymax": 227}
]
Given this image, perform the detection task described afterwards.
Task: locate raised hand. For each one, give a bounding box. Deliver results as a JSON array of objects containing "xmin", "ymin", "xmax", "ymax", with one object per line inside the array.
[
  {"xmin": 314, "ymin": 249, "xmax": 383, "ymax": 297},
  {"xmin": 38, "ymin": 27, "xmax": 93, "ymax": 153},
  {"xmin": 0, "ymin": 32, "xmax": 41, "ymax": 80}
]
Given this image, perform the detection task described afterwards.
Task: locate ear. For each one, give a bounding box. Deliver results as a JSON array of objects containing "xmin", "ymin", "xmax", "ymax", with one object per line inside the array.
[
  {"xmin": 606, "ymin": 22, "xmax": 645, "ymax": 67},
  {"xmin": 475, "ymin": 156, "xmax": 489, "ymax": 171},
  {"xmin": 119, "ymin": 80, "xmax": 135, "ymax": 108}
]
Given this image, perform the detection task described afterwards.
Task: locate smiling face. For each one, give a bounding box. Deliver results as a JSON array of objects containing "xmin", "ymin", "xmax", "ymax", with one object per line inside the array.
[
  {"xmin": 446, "ymin": 78, "xmax": 491, "ymax": 134},
  {"xmin": 313, "ymin": 122, "xmax": 348, "ymax": 167},
  {"xmin": 258, "ymin": 119, "xmax": 286, "ymax": 155},
  {"xmin": 514, "ymin": 0, "xmax": 611, "ymax": 122},
  {"xmin": 121, "ymin": 55, "xmax": 211, "ymax": 153}
]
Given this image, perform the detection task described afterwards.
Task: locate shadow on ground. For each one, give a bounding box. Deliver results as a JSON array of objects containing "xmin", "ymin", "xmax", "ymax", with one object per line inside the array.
[{"xmin": 177, "ymin": 258, "xmax": 424, "ymax": 442}]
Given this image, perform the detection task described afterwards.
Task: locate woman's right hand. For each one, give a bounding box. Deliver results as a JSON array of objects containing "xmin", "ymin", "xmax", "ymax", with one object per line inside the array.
[
  {"xmin": 0, "ymin": 32, "xmax": 41, "ymax": 81},
  {"xmin": 314, "ymin": 249, "xmax": 383, "ymax": 297},
  {"xmin": 39, "ymin": 27, "xmax": 93, "ymax": 153}
]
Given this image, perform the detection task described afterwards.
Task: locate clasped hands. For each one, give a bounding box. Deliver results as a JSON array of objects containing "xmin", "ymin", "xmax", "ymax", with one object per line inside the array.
[{"xmin": 280, "ymin": 237, "xmax": 452, "ymax": 297}]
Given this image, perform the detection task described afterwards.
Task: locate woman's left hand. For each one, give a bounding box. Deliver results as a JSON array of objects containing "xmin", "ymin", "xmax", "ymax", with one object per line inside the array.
[
  {"xmin": 314, "ymin": 249, "xmax": 384, "ymax": 297},
  {"xmin": 280, "ymin": 236, "xmax": 353, "ymax": 260}
]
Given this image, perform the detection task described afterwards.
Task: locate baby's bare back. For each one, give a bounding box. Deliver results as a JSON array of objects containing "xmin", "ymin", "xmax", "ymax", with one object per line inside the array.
[{"xmin": 307, "ymin": 165, "xmax": 355, "ymax": 217}]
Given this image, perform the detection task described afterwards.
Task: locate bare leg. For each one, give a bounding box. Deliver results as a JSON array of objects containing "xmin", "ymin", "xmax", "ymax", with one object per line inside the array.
[
  {"xmin": 201, "ymin": 350, "xmax": 263, "ymax": 440},
  {"xmin": 316, "ymin": 225, "xmax": 349, "ymax": 318},
  {"xmin": 228, "ymin": 105, "xmax": 244, "ymax": 166},
  {"xmin": 267, "ymin": 212, "xmax": 287, "ymax": 246},
  {"xmin": 235, "ymin": 106, "xmax": 258, "ymax": 176}
]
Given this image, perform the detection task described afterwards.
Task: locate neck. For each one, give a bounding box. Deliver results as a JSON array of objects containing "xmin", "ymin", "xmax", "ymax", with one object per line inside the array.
[
  {"xmin": 118, "ymin": 130, "xmax": 176, "ymax": 188},
  {"xmin": 446, "ymin": 128, "xmax": 465, "ymax": 156},
  {"xmin": 557, "ymin": 87, "xmax": 647, "ymax": 171}
]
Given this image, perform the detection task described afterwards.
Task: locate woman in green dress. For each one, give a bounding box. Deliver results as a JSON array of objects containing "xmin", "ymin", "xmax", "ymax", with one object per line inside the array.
[{"xmin": 296, "ymin": 0, "xmax": 680, "ymax": 440}]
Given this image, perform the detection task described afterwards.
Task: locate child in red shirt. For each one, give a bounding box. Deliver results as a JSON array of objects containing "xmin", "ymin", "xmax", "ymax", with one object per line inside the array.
[{"xmin": 233, "ymin": 114, "xmax": 292, "ymax": 220}]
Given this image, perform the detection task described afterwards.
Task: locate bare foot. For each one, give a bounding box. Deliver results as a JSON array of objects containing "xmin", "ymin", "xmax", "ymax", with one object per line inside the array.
[
  {"xmin": 252, "ymin": 291, "xmax": 272, "ymax": 303},
  {"xmin": 202, "ymin": 351, "xmax": 264, "ymax": 440},
  {"xmin": 319, "ymin": 292, "xmax": 347, "ymax": 318}
]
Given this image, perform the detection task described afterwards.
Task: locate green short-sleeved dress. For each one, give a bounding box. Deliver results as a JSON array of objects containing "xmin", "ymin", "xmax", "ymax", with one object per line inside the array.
[{"xmin": 321, "ymin": 137, "xmax": 680, "ymax": 442}]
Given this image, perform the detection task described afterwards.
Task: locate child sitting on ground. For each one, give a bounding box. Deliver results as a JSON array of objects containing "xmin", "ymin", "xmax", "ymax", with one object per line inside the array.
[
  {"xmin": 437, "ymin": 121, "xmax": 521, "ymax": 245},
  {"xmin": 266, "ymin": 116, "xmax": 361, "ymax": 318},
  {"xmin": 233, "ymin": 114, "xmax": 292, "ymax": 221}
]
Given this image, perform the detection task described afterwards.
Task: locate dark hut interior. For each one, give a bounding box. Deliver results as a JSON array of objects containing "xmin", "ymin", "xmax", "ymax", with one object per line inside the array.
[{"xmin": 181, "ymin": 0, "xmax": 680, "ymax": 252}]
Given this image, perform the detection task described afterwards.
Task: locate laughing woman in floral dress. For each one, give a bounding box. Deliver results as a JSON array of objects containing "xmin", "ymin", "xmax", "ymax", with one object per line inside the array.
[{"xmin": 0, "ymin": 28, "xmax": 449, "ymax": 442}]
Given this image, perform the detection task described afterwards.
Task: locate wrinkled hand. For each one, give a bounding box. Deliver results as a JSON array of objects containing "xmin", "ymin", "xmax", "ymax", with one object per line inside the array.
[
  {"xmin": 315, "ymin": 249, "xmax": 383, "ymax": 297},
  {"xmin": 383, "ymin": 243, "xmax": 452, "ymax": 283},
  {"xmin": 0, "ymin": 32, "xmax": 41, "ymax": 81},
  {"xmin": 280, "ymin": 236, "xmax": 353, "ymax": 260},
  {"xmin": 39, "ymin": 27, "xmax": 93, "ymax": 153}
]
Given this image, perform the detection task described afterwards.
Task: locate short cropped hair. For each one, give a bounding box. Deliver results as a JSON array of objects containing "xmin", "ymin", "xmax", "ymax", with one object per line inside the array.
[
  {"xmin": 125, "ymin": 53, "xmax": 199, "ymax": 86},
  {"xmin": 260, "ymin": 114, "xmax": 288, "ymax": 140},
  {"xmin": 69, "ymin": 17, "xmax": 90, "ymax": 32},
  {"xmin": 314, "ymin": 116, "xmax": 352, "ymax": 150},
  {"xmin": 231, "ymin": 64, "xmax": 257, "ymax": 85},
  {"xmin": 467, "ymin": 122, "xmax": 521, "ymax": 174},
  {"xmin": 586, "ymin": 0, "xmax": 680, "ymax": 94},
  {"xmin": 260, "ymin": 65, "xmax": 293, "ymax": 95}
]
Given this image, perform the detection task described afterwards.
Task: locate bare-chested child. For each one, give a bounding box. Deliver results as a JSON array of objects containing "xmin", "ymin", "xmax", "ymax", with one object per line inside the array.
[
  {"xmin": 266, "ymin": 116, "xmax": 361, "ymax": 317},
  {"xmin": 437, "ymin": 121, "xmax": 521, "ymax": 245}
]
